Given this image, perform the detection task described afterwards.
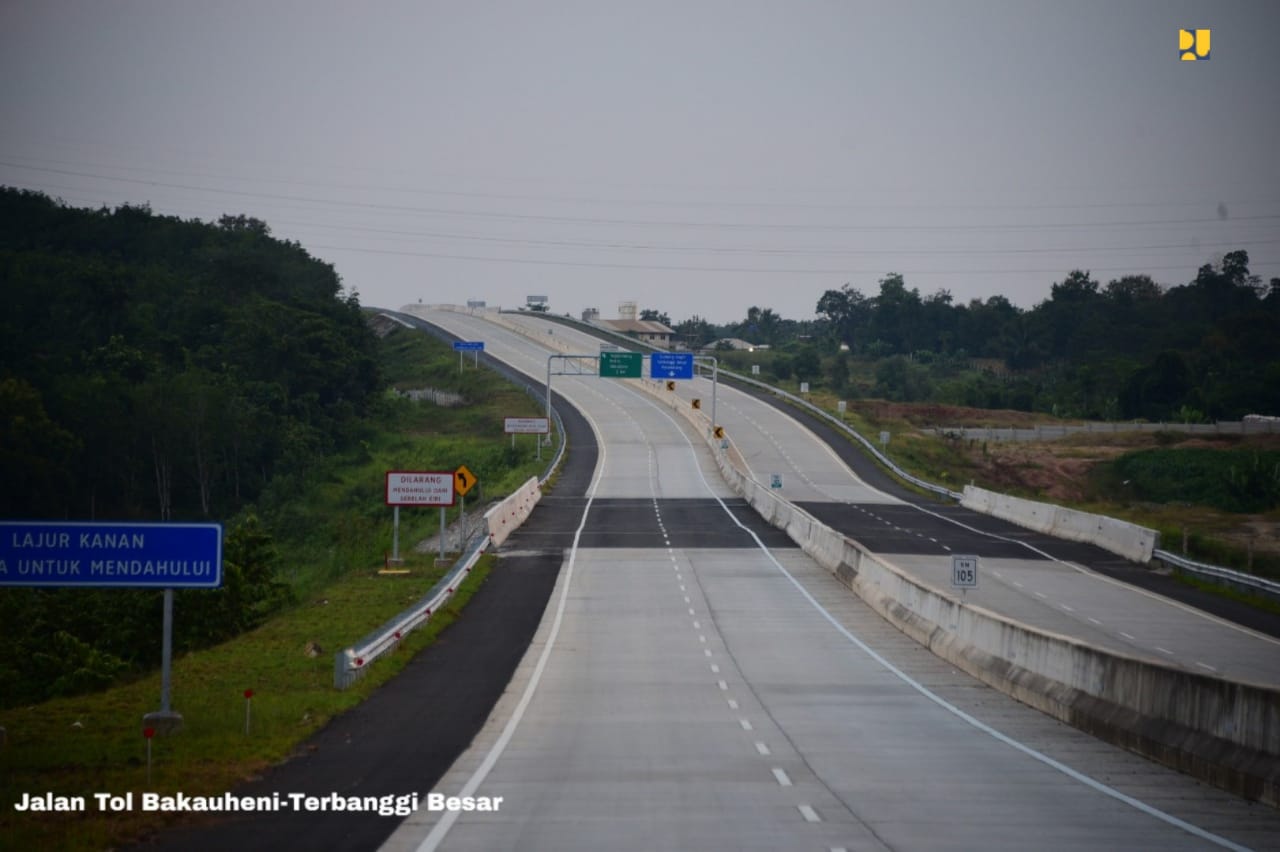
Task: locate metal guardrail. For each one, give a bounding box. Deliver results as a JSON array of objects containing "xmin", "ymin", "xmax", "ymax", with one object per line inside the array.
[
  {"xmin": 927, "ymin": 420, "xmax": 1280, "ymax": 441},
  {"xmin": 334, "ymin": 527, "xmax": 490, "ymax": 689},
  {"xmin": 333, "ymin": 312, "xmax": 568, "ymax": 688},
  {"xmin": 1152, "ymin": 548, "xmax": 1280, "ymax": 601}
]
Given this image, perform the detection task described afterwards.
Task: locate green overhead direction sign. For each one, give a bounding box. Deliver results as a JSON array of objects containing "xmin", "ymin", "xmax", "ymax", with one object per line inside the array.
[{"xmin": 599, "ymin": 351, "xmax": 642, "ymax": 378}]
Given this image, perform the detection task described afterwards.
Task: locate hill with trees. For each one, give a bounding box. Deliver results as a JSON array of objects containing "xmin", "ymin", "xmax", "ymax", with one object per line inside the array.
[{"xmin": 0, "ymin": 188, "xmax": 380, "ymax": 704}]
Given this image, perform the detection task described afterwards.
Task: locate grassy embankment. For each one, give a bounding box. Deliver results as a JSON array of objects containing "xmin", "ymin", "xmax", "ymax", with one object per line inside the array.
[{"xmin": 0, "ymin": 324, "xmax": 552, "ymax": 852}]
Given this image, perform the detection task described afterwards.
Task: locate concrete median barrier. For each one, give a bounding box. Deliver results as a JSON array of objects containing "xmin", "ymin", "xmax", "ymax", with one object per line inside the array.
[
  {"xmin": 628, "ymin": 376, "xmax": 1279, "ymax": 806},
  {"xmin": 771, "ymin": 478, "xmax": 1277, "ymax": 806},
  {"xmin": 962, "ymin": 485, "xmax": 1158, "ymax": 563}
]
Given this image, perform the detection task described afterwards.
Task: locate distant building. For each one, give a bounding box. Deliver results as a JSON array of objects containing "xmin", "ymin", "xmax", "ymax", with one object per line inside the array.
[
  {"xmin": 594, "ymin": 318, "xmax": 676, "ymax": 349},
  {"xmin": 582, "ymin": 307, "xmax": 600, "ymax": 321}
]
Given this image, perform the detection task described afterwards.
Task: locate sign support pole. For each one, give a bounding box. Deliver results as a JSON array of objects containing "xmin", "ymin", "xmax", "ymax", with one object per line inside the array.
[
  {"xmin": 392, "ymin": 505, "xmax": 400, "ymax": 562},
  {"xmin": 439, "ymin": 507, "xmax": 446, "ymax": 560},
  {"xmin": 546, "ymin": 356, "xmax": 554, "ymax": 458},
  {"xmin": 160, "ymin": 588, "xmax": 173, "ymax": 713},
  {"xmin": 143, "ymin": 588, "xmax": 183, "ymax": 734}
]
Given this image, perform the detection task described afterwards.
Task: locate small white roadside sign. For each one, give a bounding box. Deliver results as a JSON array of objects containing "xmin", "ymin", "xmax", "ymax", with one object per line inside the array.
[
  {"xmin": 504, "ymin": 417, "xmax": 549, "ymax": 434},
  {"xmin": 951, "ymin": 554, "xmax": 979, "ymax": 589}
]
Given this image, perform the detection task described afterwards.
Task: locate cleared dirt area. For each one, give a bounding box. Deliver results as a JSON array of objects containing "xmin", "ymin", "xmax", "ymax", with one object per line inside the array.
[{"xmin": 848, "ymin": 400, "xmax": 1280, "ymax": 569}]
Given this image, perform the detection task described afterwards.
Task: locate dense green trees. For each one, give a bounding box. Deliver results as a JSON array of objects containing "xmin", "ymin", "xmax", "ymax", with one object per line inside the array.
[
  {"xmin": 665, "ymin": 250, "xmax": 1275, "ymax": 421},
  {"xmin": 0, "ymin": 188, "xmax": 382, "ymax": 706},
  {"xmin": 807, "ymin": 254, "xmax": 1279, "ymax": 420},
  {"xmin": 0, "ymin": 188, "xmax": 378, "ymax": 522}
]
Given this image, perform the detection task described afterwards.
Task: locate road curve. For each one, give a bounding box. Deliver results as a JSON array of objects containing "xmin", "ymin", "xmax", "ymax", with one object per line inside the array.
[{"xmin": 381, "ymin": 307, "xmax": 1280, "ymax": 852}]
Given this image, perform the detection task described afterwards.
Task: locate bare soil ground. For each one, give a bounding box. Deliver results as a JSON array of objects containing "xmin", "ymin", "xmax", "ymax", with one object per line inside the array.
[
  {"xmin": 869, "ymin": 404, "xmax": 1280, "ymax": 564},
  {"xmin": 852, "ymin": 400, "xmax": 1068, "ymax": 428}
]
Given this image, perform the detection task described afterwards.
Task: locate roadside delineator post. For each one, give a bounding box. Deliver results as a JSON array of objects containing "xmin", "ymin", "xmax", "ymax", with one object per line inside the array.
[{"xmin": 143, "ymin": 727, "xmax": 155, "ymax": 786}]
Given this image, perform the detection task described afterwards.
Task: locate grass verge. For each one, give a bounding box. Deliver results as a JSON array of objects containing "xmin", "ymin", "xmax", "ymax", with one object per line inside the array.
[{"xmin": 0, "ymin": 554, "xmax": 492, "ymax": 852}]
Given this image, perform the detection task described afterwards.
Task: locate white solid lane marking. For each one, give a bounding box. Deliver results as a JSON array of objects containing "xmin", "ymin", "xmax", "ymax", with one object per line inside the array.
[
  {"xmin": 772, "ymin": 767, "xmax": 793, "ymax": 787},
  {"xmin": 456, "ymin": 335, "xmax": 1246, "ymax": 852},
  {"xmin": 413, "ymin": 394, "xmax": 612, "ymax": 852}
]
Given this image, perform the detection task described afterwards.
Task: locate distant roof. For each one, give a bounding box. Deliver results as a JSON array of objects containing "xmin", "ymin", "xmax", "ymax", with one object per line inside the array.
[
  {"xmin": 702, "ymin": 337, "xmax": 756, "ymax": 351},
  {"xmin": 597, "ymin": 319, "xmax": 675, "ymax": 335}
]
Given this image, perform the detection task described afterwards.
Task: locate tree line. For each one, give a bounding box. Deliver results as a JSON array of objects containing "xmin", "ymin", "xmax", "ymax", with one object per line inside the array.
[
  {"xmin": 653, "ymin": 252, "xmax": 1280, "ymax": 421},
  {"xmin": 0, "ymin": 188, "xmax": 381, "ymax": 705},
  {"xmin": 0, "ymin": 188, "xmax": 379, "ymax": 522}
]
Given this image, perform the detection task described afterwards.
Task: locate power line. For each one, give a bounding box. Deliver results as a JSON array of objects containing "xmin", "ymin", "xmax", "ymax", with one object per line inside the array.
[
  {"xmin": 5, "ymin": 150, "xmax": 1277, "ymax": 214},
  {"xmin": 4, "ymin": 161, "xmax": 1279, "ymax": 233},
  {"xmin": 16, "ymin": 181, "xmax": 1277, "ymax": 271},
  {"xmin": 307, "ymin": 241, "xmax": 1254, "ymax": 278}
]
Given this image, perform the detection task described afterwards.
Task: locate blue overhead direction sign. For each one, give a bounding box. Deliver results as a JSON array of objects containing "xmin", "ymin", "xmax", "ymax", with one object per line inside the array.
[
  {"xmin": 453, "ymin": 341, "xmax": 485, "ymax": 351},
  {"xmin": 650, "ymin": 352, "xmax": 694, "ymax": 380},
  {"xmin": 0, "ymin": 522, "xmax": 223, "ymax": 588}
]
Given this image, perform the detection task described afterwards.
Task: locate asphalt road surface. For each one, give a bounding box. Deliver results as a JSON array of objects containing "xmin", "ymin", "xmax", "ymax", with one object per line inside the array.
[
  {"xmin": 135, "ymin": 307, "xmax": 1280, "ymax": 851},
  {"xmin": 378, "ymin": 308, "xmax": 1280, "ymax": 851}
]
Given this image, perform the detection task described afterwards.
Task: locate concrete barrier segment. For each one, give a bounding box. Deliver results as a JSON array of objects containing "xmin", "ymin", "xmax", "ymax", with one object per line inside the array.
[
  {"xmin": 962, "ymin": 485, "xmax": 1157, "ymax": 563},
  {"xmin": 671, "ymin": 397, "xmax": 1277, "ymax": 805}
]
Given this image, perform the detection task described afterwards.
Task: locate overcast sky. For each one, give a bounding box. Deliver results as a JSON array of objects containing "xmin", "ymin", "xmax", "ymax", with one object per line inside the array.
[{"xmin": 2, "ymin": 1, "xmax": 1277, "ymax": 325}]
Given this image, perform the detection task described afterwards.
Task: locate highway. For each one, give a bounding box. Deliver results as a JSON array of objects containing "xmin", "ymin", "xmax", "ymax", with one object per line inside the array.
[
  {"xmin": 496, "ymin": 310, "xmax": 1280, "ymax": 685},
  {"xmin": 380, "ymin": 307, "xmax": 1280, "ymax": 852}
]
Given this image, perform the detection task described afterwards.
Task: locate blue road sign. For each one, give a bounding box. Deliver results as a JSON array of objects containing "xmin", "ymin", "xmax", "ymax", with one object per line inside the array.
[
  {"xmin": 452, "ymin": 341, "xmax": 485, "ymax": 351},
  {"xmin": 650, "ymin": 352, "xmax": 694, "ymax": 380},
  {"xmin": 0, "ymin": 522, "xmax": 223, "ymax": 588}
]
